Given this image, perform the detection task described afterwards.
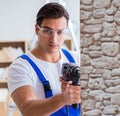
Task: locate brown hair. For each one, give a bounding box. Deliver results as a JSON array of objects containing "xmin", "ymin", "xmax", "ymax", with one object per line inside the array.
[{"xmin": 36, "ymin": 2, "xmax": 69, "ymax": 26}]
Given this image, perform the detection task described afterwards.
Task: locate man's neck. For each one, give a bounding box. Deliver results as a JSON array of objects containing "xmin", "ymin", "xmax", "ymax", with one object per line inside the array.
[{"xmin": 31, "ymin": 47, "xmax": 61, "ymax": 63}]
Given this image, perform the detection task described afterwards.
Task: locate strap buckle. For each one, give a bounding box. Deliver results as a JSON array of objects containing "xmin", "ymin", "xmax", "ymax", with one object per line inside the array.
[{"xmin": 43, "ymin": 81, "xmax": 51, "ymax": 91}]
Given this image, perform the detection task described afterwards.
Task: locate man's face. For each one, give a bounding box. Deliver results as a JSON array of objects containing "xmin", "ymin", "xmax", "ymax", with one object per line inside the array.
[{"xmin": 36, "ymin": 17, "xmax": 68, "ymax": 54}]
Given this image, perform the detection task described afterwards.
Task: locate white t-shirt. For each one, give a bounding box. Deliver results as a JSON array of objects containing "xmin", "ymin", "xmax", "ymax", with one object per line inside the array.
[{"xmin": 7, "ymin": 49, "xmax": 80, "ymax": 99}]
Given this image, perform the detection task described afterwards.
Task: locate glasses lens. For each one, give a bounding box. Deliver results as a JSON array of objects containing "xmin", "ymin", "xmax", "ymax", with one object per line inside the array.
[
  {"xmin": 57, "ymin": 30, "xmax": 67, "ymax": 37},
  {"xmin": 42, "ymin": 28, "xmax": 53, "ymax": 37},
  {"xmin": 38, "ymin": 26, "xmax": 67, "ymax": 38}
]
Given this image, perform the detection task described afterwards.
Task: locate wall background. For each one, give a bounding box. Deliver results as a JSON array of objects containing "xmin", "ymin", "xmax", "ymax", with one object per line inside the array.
[
  {"xmin": 81, "ymin": 0, "xmax": 120, "ymax": 115},
  {"xmin": 0, "ymin": 0, "xmax": 79, "ymax": 41}
]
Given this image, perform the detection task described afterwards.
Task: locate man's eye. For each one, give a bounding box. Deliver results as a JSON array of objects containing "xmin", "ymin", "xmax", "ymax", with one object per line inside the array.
[
  {"xmin": 57, "ymin": 30, "xmax": 66, "ymax": 35},
  {"xmin": 57, "ymin": 30, "xmax": 63, "ymax": 35},
  {"xmin": 44, "ymin": 29, "xmax": 52, "ymax": 34}
]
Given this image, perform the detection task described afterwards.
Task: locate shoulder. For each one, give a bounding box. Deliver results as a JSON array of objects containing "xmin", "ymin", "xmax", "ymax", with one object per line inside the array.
[
  {"xmin": 8, "ymin": 51, "xmax": 32, "ymax": 70},
  {"xmin": 61, "ymin": 48, "xmax": 80, "ymax": 56},
  {"xmin": 7, "ymin": 51, "xmax": 34, "ymax": 81},
  {"xmin": 69, "ymin": 50, "xmax": 80, "ymax": 57},
  {"xmin": 69, "ymin": 50, "xmax": 80, "ymax": 65},
  {"xmin": 61, "ymin": 49, "xmax": 80, "ymax": 66},
  {"xmin": 7, "ymin": 51, "xmax": 34, "ymax": 94}
]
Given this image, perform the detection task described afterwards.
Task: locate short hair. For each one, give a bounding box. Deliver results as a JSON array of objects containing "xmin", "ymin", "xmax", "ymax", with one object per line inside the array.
[{"xmin": 36, "ymin": 2, "xmax": 69, "ymax": 26}]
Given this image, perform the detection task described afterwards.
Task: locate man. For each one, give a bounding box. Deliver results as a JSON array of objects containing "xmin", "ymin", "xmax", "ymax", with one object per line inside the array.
[{"xmin": 7, "ymin": 2, "xmax": 81, "ymax": 116}]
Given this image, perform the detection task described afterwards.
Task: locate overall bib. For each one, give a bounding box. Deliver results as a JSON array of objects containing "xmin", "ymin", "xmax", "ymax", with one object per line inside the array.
[{"xmin": 20, "ymin": 49, "xmax": 81, "ymax": 116}]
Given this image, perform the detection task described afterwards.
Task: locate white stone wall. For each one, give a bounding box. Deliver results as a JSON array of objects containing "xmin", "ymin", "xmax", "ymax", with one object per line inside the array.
[{"xmin": 80, "ymin": 0, "xmax": 120, "ymax": 115}]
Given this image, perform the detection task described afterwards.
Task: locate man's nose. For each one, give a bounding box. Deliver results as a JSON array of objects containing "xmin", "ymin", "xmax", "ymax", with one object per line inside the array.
[{"xmin": 50, "ymin": 32, "xmax": 59, "ymax": 42}]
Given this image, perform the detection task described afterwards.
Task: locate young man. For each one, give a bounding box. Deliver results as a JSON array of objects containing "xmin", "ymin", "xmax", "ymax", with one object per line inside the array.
[{"xmin": 7, "ymin": 2, "xmax": 81, "ymax": 116}]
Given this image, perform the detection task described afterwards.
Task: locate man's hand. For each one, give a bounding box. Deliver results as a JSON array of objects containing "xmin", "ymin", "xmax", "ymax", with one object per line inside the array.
[{"xmin": 60, "ymin": 76, "xmax": 81, "ymax": 105}]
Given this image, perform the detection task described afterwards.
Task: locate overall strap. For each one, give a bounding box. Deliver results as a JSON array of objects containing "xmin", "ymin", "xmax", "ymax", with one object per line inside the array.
[
  {"xmin": 61, "ymin": 49, "xmax": 75, "ymax": 63},
  {"xmin": 20, "ymin": 54, "xmax": 53, "ymax": 98}
]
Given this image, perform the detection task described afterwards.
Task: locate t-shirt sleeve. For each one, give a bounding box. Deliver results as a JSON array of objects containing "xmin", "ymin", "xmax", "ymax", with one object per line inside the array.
[{"xmin": 7, "ymin": 58, "xmax": 34, "ymax": 95}]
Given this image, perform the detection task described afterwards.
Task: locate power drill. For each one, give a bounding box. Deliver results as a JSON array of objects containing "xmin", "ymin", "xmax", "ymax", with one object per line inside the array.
[{"xmin": 61, "ymin": 63, "xmax": 80, "ymax": 109}]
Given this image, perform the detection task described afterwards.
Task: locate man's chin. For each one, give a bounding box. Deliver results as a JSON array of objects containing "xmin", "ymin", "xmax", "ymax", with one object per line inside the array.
[{"xmin": 47, "ymin": 48, "xmax": 60, "ymax": 54}]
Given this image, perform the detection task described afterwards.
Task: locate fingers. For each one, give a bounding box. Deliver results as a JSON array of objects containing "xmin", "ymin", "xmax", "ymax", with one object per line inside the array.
[
  {"xmin": 61, "ymin": 81, "xmax": 72, "ymax": 92},
  {"xmin": 68, "ymin": 85, "xmax": 81, "ymax": 104},
  {"xmin": 61, "ymin": 82, "xmax": 81, "ymax": 105},
  {"xmin": 60, "ymin": 75, "xmax": 81, "ymax": 105},
  {"xmin": 60, "ymin": 76, "xmax": 72, "ymax": 83}
]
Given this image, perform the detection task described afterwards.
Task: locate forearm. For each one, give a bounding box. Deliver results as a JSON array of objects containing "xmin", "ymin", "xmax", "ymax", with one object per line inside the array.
[{"xmin": 21, "ymin": 93, "xmax": 66, "ymax": 116}]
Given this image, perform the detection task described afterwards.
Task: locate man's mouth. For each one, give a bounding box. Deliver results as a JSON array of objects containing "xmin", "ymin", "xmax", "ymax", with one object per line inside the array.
[{"xmin": 49, "ymin": 44, "xmax": 59, "ymax": 47}]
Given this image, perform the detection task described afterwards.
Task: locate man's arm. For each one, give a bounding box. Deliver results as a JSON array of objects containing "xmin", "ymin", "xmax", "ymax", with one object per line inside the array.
[
  {"xmin": 12, "ymin": 85, "xmax": 65, "ymax": 116},
  {"xmin": 12, "ymin": 83, "xmax": 81, "ymax": 116}
]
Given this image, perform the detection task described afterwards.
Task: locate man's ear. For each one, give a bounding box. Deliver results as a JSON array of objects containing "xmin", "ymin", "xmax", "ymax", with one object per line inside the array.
[{"xmin": 35, "ymin": 24, "xmax": 39, "ymax": 35}]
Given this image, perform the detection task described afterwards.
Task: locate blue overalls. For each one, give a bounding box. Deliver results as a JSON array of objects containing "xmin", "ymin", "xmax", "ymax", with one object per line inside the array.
[{"xmin": 20, "ymin": 49, "xmax": 81, "ymax": 116}]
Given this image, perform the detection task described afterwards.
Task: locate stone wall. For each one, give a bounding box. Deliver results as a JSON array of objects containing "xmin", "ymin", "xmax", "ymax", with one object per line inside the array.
[{"xmin": 80, "ymin": 0, "xmax": 120, "ymax": 115}]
